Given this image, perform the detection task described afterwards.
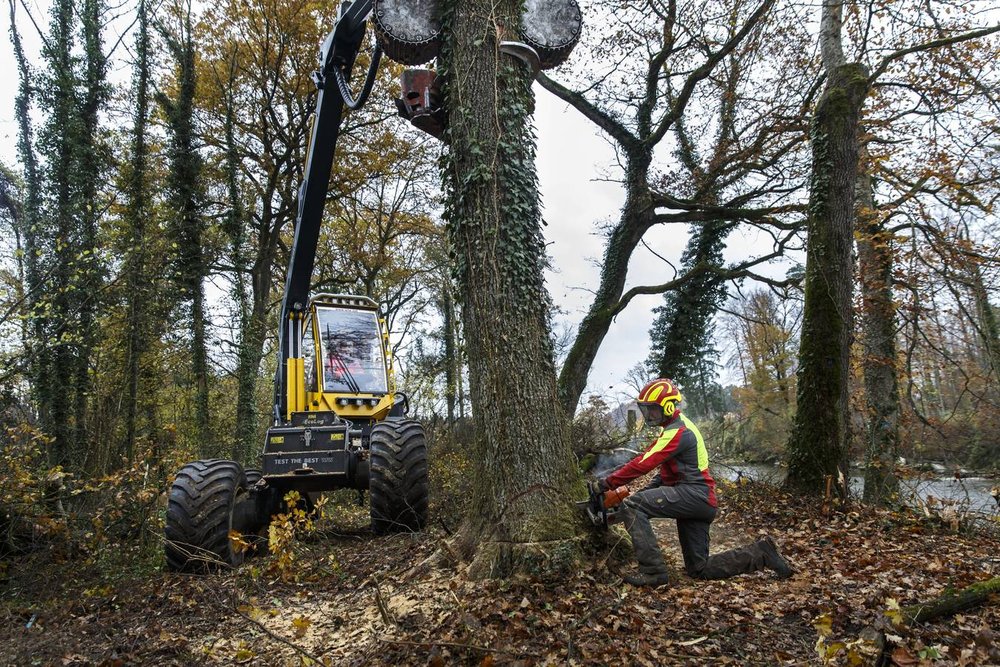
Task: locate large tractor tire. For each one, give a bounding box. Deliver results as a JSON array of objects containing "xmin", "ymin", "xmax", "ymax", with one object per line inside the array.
[
  {"xmin": 244, "ymin": 467, "xmax": 263, "ymax": 487},
  {"xmin": 164, "ymin": 459, "xmax": 252, "ymax": 572},
  {"xmin": 369, "ymin": 418, "xmax": 429, "ymax": 534}
]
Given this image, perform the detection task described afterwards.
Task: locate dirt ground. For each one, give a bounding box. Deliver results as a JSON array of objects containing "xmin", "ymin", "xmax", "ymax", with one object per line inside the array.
[{"xmin": 2, "ymin": 480, "xmax": 998, "ymax": 666}]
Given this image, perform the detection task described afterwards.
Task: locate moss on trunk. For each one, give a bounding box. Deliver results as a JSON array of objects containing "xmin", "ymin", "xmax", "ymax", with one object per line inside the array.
[
  {"xmin": 785, "ymin": 63, "xmax": 869, "ymax": 496},
  {"xmin": 904, "ymin": 576, "xmax": 1000, "ymax": 625},
  {"xmin": 857, "ymin": 148, "xmax": 900, "ymax": 506}
]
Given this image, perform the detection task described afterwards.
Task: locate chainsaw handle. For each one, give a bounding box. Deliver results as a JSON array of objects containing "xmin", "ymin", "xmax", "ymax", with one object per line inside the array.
[{"xmin": 602, "ymin": 485, "xmax": 631, "ymax": 510}]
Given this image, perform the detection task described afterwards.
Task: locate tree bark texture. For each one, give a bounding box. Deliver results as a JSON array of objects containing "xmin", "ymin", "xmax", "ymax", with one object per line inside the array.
[
  {"xmin": 440, "ymin": 0, "xmax": 584, "ymax": 577},
  {"xmin": 785, "ymin": 63, "xmax": 868, "ymax": 496},
  {"xmin": 856, "ymin": 148, "xmax": 900, "ymax": 506},
  {"xmin": 443, "ymin": 285, "xmax": 458, "ymax": 423}
]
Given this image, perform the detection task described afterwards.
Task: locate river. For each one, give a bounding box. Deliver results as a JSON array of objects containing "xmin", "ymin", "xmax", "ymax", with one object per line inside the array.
[{"xmin": 714, "ymin": 462, "xmax": 998, "ymax": 516}]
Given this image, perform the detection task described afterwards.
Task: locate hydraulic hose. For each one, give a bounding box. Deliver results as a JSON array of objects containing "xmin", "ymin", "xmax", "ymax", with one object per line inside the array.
[{"xmin": 335, "ymin": 43, "xmax": 383, "ymax": 110}]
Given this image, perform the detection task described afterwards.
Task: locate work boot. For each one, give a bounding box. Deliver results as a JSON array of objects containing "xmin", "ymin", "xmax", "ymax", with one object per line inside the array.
[
  {"xmin": 623, "ymin": 571, "xmax": 670, "ymax": 588},
  {"xmin": 757, "ymin": 536, "xmax": 794, "ymax": 578}
]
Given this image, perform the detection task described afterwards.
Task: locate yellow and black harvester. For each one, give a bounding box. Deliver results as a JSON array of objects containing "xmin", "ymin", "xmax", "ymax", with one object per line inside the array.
[{"xmin": 163, "ymin": 0, "xmax": 428, "ymax": 571}]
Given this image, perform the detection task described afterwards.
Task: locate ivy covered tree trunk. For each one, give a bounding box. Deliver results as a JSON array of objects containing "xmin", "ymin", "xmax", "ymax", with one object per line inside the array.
[
  {"xmin": 442, "ymin": 285, "xmax": 458, "ymax": 423},
  {"xmin": 785, "ymin": 62, "xmax": 869, "ymax": 496},
  {"xmin": 440, "ymin": 0, "xmax": 584, "ymax": 577},
  {"xmin": 219, "ymin": 55, "xmax": 261, "ymax": 464},
  {"xmin": 41, "ymin": 0, "xmax": 77, "ymax": 464},
  {"xmin": 857, "ymin": 148, "xmax": 900, "ymax": 506},
  {"xmin": 74, "ymin": 0, "xmax": 108, "ymax": 466},
  {"xmin": 232, "ymin": 295, "xmax": 269, "ymax": 463},
  {"xmin": 160, "ymin": 8, "xmax": 211, "ymax": 449},
  {"xmin": 649, "ymin": 215, "xmax": 731, "ymax": 413},
  {"xmin": 122, "ymin": 0, "xmax": 154, "ymax": 464},
  {"xmin": 10, "ymin": 1, "xmax": 48, "ymax": 434}
]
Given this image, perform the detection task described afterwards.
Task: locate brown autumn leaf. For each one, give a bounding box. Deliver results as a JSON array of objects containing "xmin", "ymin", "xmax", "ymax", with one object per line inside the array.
[
  {"xmin": 428, "ymin": 646, "xmax": 445, "ymax": 667},
  {"xmin": 891, "ymin": 646, "xmax": 919, "ymax": 666}
]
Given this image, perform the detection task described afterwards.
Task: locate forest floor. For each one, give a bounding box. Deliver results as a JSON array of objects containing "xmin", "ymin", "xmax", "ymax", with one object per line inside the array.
[{"xmin": 2, "ymin": 480, "xmax": 999, "ymax": 666}]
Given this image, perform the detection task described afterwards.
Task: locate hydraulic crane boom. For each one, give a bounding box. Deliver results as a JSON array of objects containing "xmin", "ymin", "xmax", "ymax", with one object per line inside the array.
[
  {"xmin": 272, "ymin": 0, "xmax": 582, "ymax": 422},
  {"xmin": 274, "ymin": 0, "xmax": 379, "ymax": 422}
]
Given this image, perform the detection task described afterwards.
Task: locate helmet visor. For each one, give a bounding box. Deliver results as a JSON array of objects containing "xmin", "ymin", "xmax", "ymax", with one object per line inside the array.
[{"xmin": 638, "ymin": 402, "xmax": 664, "ymax": 423}]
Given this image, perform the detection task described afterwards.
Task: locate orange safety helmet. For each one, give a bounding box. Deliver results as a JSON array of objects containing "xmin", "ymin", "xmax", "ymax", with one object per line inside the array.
[{"xmin": 637, "ymin": 378, "xmax": 683, "ymax": 420}]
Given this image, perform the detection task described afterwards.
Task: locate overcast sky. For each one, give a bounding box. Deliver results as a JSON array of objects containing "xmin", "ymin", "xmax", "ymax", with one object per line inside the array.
[{"xmin": 0, "ymin": 4, "xmax": 775, "ymax": 408}]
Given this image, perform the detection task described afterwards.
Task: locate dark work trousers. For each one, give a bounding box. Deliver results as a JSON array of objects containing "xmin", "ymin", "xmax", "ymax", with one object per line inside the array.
[{"xmin": 619, "ymin": 481, "xmax": 771, "ymax": 579}]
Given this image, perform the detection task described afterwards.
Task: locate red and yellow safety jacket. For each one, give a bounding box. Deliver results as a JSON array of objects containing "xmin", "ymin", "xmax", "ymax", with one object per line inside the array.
[{"xmin": 605, "ymin": 411, "xmax": 717, "ymax": 507}]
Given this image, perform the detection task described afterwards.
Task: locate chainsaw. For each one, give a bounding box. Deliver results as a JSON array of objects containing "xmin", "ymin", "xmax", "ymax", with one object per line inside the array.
[{"xmin": 577, "ymin": 481, "xmax": 631, "ymax": 528}]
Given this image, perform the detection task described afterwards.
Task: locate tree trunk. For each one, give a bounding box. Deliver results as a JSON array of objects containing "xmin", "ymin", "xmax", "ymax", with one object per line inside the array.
[
  {"xmin": 440, "ymin": 0, "xmax": 584, "ymax": 577},
  {"xmin": 903, "ymin": 576, "xmax": 1000, "ymax": 624},
  {"xmin": 191, "ymin": 284, "xmax": 211, "ymax": 447},
  {"xmin": 968, "ymin": 249, "xmax": 1000, "ymax": 376},
  {"xmin": 161, "ymin": 8, "xmax": 211, "ymax": 450},
  {"xmin": 857, "ymin": 146, "xmax": 900, "ymax": 506},
  {"xmin": 649, "ymin": 111, "xmax": 735, "ymax": 415},
  {"xmin": 10, "ymin": 0, "xmax": 48, "ymax": 431},
  {"xmin": 785, "ymin": 62, "xmax": 868, "ymax": 496},
  {"xmin": 557, "ymin": 149, "xmax": 653, "ymax": 415},
  {"xmin": 222, "ymin": 56, "xmax": 263, "ymax": 465},
  {"xmin": 232, "ymin": 289, "xmax": 269, "ymax": 463},
  {"xmin": 122, "ymin": 0, "xmax": 151, "ymax": 465},
  {"xmin": 74, "ymin": 0, "xmax": 107, "ymax": 468},
  {"xmin": 44, "ymin": 0, "xmax": 78, "ymax": 465}
]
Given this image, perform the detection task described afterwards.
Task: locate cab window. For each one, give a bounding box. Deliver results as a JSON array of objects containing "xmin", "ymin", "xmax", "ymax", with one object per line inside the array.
[
  {"xmin": 302, "ymin": 315, "xmax": 318, "ymax": 392},
  {"xmin": 315, "ymin": 306, "xmax": 388, "ymax": 394}
]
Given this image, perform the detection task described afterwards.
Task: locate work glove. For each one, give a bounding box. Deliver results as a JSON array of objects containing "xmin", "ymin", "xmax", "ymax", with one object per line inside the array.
[{"xmin": 596, "ymin": 477, "xmax": 611, "ymax": 493}]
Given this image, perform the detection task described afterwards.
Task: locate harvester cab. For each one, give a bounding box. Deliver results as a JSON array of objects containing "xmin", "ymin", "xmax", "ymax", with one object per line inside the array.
[{"xmin": 262, "ymin": 293, "xmax": 409, "ymax": 490}]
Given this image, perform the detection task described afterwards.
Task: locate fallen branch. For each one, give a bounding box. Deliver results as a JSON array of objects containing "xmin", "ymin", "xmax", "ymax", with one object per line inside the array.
[
  {"xmin": 404, "ymin": 535, "xmax": 461, "ymax": 580},
  {"xmin": 566, "ymin": 594, "xmax": 633, "ymax": 661},
  {"xmin": 373, "ymin": 576, "xmax": 397, "ymax": 627},
  {"xmin": 867, "ymin": 576, "xmax": 1000, "ymax": 666},
  {"xmin": 903, "ymin": 576, "xmax": 1000, "ymax": 625},
  {"xmin": 229, "ymin": 597, "xmax": 323, "ymax": 664},
  {"xmin": 378, "ymin": 636, "xmax": 541, "ymax": 658}
]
